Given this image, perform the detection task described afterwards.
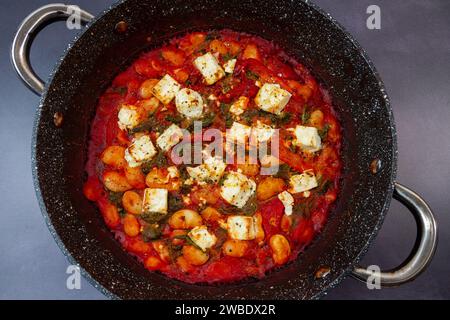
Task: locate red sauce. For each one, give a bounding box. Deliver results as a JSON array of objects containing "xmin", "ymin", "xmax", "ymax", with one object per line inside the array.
[{"xmin": 83, "ymin": 30, "xmax": 342, "ymax": 284}]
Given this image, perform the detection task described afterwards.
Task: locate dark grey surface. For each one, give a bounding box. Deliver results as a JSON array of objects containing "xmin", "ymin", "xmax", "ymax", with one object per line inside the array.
[{"xmin": 0, "ymin": 0, "xmax": 448, "ymax": 299}]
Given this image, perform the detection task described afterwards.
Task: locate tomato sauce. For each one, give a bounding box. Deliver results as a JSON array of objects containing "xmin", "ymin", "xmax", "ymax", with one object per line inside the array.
[{"xmin": 83, "ymin": 30, "xmax": 342, "ymax": 284}]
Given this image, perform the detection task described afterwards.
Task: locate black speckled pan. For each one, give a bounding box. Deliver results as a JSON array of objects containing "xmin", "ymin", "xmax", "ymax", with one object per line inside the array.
[{"xmin": 12, "ymin": 0, "xmax": 437, "ymax": 299}]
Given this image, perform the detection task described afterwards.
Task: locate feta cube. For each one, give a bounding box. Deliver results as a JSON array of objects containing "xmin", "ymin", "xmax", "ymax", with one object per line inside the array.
[
  {"xmin": 167, "ymin": 166, "xmax": 179, "ymax": 179},
  {"xmin": 151, "ymin": 74, "xmax": 181, "ymax": 105},
  {"xmin": 187, "ymin": 156, "xmax": 226, "ymax": 184},
  {"xmin": 188, "ymin": 226, "xmax": 217, "ymax": 251},
  {"xmin": 227, "ymin": 122, "xmax": 252, "ymax": 144},
  {"xmin": 124, "ymin": 135, "xmax": 157, "ymax": 167},
  {"xmin": 278, "ymin": 191, "xmax": 294, "ymax": 216},
  {"xmin": 220, "ymin": 171, "xmax": 256, "ymax": 208},
  {"xmin": 223, "ymin": 58, "xmax": 237, "ymax": 74},
  {"xmin": 291, "ymin": 125, "xmax": 322, "ymax": 152},
  {"xmin": 226, "ymin": 215, "xmax": 256, "ymax": 240},
  {"xmin": 289, "ymin": 170, "xmax": 318, "ymax": 193},
  {"xmin": 117, "ymin": 104, "xmax": 141, "ymax": 130},
  {"xmin": 175, "ymin": 88, "xmax": 204, "ymax": 118},
  {"xmin": 229, "ymin": 96, "xmax": 249, "ymax": 116},
  {"xmin": 193, "ymin": 52, "xmax": 225, "ymax": 85},
  {"xmin": 156, "ymin": 124, "xmax": 183, "ymax": 151},
  {"xmin": 203, "ymin": 156, "xmax": 227, "ymax": 182},
  {"xmin": 252, "ymin": 121, "xmax": 275, "ymax": 143},
  {"xmin": 142, "ymin": 188, "xmax": 168, "ymax": 214},
  {"xmin": 186, "ymin": 166, "xmax": 210, "ymax": 185},
  {"xmin": 255, "ymin": 83, "xmax": 292, "ymax": 115}
]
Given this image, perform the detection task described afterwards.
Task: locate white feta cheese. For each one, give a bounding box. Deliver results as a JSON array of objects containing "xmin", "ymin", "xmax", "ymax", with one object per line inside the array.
[
  {"xmin": 278, "ymin": 191, "xmax": 294, "ymax": 216},
  {"xmin": 142, "ymin": 188, "xmax": 168, "ymax": 214},
  {"xmin": 229, "ymin": 96, "xmax": 249, "ymax": 116},
  {"xmin": 254, "ymin": 83, "xmax": 292, "ymax": 115},
  {"xmin": 220, "ymin": 171, "xmax": 256, "ymax": 208},
  {"xmin": 223, "ymin": 58, "xmax": 237, "ymax": 74},
  {"xmin": 175, "ymin": 88, "xmax": 204, "ymax": 118},
  {"xmin": 167, "ymin": 166, "xmax": 179, "ymax": 179},
  {"xmin": 156, "ymin": 124, "xmax": 183, "ymax": 151},
  {"xmin": 151, "ymin": 74, "xmax": 181, "ymax": 105},
  {"xmin": 193, "ymin": 52, "xmax": 225, "ymax": 85},
  {"xmin": 226, "ymin": 215, "xmax": 256, "ymax": 240},
  {"xmin": 117, "ymin": 104, "xmax": 141, "ymax": 130},
  {"xmin": 291, "ymin": 125, "xmax": 322, "ymax": 153},
  {"xmin": 252, "ymin": 121, "xmax": 275, "ymax": 143},
  {"xmin": 186, "ymin": 166, "xmax": 209, "ymax": 185},
  {"xmin": 188, "ymin": 226, "xmax": 217, "ymax": 251},
  {"xmin": 227, "ymin": 122, "xmax": 252, "ymax": 144},
  {"xmin": 289, "ymin": 170, "xmax": 318, "ymax": 193},
  {"xmin": 124, "ymin": 135, "xmax": 157, "ymax": 167},
  {"xmin": 203, "ymin": 156, "xmax": 227, "ymax": 182},
  {"xmin": 187, "ymin": 156, "xmax": 226, "ymax": 184}
]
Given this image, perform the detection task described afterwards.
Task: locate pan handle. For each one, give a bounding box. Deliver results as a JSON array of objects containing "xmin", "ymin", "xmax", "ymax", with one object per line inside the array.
[
  {"xmin": 11, "ymin": 3, "xmax": 94, "ymax": 95},
  {"xmin": 351, "ymin": 182, "xmax": 437, "ymax": 287}
]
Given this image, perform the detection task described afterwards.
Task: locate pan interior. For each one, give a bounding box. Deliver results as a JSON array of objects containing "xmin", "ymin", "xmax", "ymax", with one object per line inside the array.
[{"xmin": 33, "ymin": 0, "xmax": 396, "ymax": 299}]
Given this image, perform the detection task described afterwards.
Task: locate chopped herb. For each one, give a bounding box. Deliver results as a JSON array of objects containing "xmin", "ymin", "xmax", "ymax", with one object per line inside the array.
[
  {"xmin": 277, "ymin": 112, "xmax": 292, "ymax": 125},
  {"xmin": 108, "ymin": 191, "xmax": 123, "ymax": 207},
  {"xmin": 218, "ymin": 173, "xmax": 228, "ymax": 186},
  {"xmin": 301, "ymin": 106, "xmax": 311, "ymax": 124},
  {"xmin": 222, "ymin": 52, "xmax": 235, "ymax": 62},
  {"xmin": 175, "ymin": 234, "xmax": 203, "ymax": 251},
  {"xmin": 201, "ymin": 112, "xmax": 216, "ymax": 128},
  {"xmin": 141, "ymin": 151, "xmax": 168, "ymax": 174},
  {"xmin": 288, "ymin": 142, "xmax": 297, "ymax": 153},
  {"xmin": 117, "ymin": 207, "xmax": 126, "ymax": 218},
  {"xmin": 292, "ymin": 200, "xmax": 314, "ymax": 219},
  {"xmin": 226, "ymin": 113, "xmax": 234, "ymax": 128},
  {"xmin": 240, "ymin": 109, "xmax": 259, "ymax": 124},
  {"xmin": 165, "ymin": 114, "xmax": 184, "ymax": 124},
  {"xmin": 241, "ymin": 108, "xmax": 289, "ymax": 126},
  {"xmin": 219, "ymin": 194, "xmax": 257, "ymax": 216},
  {"xmin": 274, "ymin": 164, "xmax": 291, "ymax": 180},
  {"xmin": 214, "ymin": 228, "xmax": 228, "ymax": 248},
  {"xmin": 220, "ymin": 103, "xmax": 234, "ymax": 128},
  {"xmin": 245, "ymin": 70, "xmax": 260, "ymax": 81},
  {"xmin": 141, "ymin": 224, "xmax": 162, "ymax": 242},
  {"xmin": 241, "ymin": 195, "xmax": 258, "ymax": 216},
  {"xmin": 220, "ymin": 102, "xmax": 231, "ymax": 115},
  {"xmin": 318, "ymin": 124, "xmax": 330, "ymax": 140},
  {"xmin": 179, "ymin": 165, "xmax": 190, "ymax": 181},
  {"xmin": 222, "ymin": 82, "xmax": 232, "ymax": 93},
  {"xmin": 218, "ymin": 205, "xmax": 239, "ymax": 215},
  {"xmin": 168, "ymin": 242, "xmax": 183, "ymax": 261},
  {"xmin": 141, "ymin": 211, "xmax": 166, "ymax": 224},
  {"xmin": 185, "ymin": 78, "xmax": 192, "ymax": 86},
  {"xmin": 130, "ymin": 118, "xmax": 166, "ymax": 134},
  {"xmin": 180, "ymin": 183, "xmax": 191, "ymax": 195},
  {"xmin": 318, "ymin": 179, "xmax": 332, "ymax": 195},
  {"xmin": 221, "ymin": 74, "xmax": 233, "ymax": 93},
  {"xmin": 168, "ymin": 194, "xmax": 184, "ymax": 212},
  {"xmin": 186, "ymin": 112, "xmax": 215, "ymax": 131}
]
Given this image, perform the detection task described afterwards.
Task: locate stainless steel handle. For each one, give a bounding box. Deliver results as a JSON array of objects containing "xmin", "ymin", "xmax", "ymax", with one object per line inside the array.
[
  {"xmin": 351, "ymin": 182, "xmax": 438, "ymax": 286},
  {"xmin": 11, "ymin": 3, "xmax": 94, "ymax": 95}
]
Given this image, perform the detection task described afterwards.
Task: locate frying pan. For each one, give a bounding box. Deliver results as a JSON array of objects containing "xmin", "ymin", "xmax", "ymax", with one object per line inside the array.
[{"xmin": 11, "ymin": 0, "xmax": 437, "ymax": 299}]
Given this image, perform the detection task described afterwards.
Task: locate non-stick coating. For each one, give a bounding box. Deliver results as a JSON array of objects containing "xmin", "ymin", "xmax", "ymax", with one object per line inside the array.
[{"xmin": 32, "ymin": 0, "xmax": 397, "ymax": 299}]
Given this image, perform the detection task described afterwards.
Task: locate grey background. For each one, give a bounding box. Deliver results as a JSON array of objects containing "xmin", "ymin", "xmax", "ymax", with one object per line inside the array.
[{"xmin": 0, "ymin": 0, "xmax": 449, "ymax": 299}]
